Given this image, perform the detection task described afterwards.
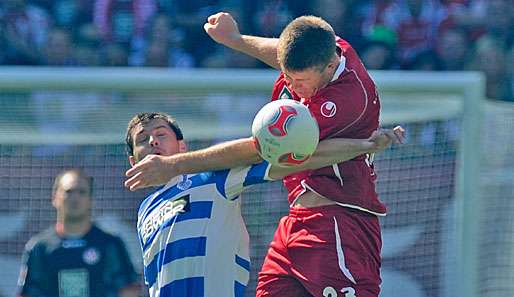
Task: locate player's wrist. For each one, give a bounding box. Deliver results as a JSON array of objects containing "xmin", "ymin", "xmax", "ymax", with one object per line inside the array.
[
  {"xmin": 362, "ymin": 139, "xmax": 380, "ymax": 153},
  {"xmin": 164, "ymin": 154, "xmax": 185, "ymax": 177},
  {"xmin": 226, "ymin": 34, "xmax": 246, "ymax": 51}
]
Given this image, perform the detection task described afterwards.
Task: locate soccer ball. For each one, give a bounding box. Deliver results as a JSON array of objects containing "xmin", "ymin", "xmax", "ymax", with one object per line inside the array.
[{"xmin": 252, "ymin": 99, "xmax": 319, "ymax": 167}]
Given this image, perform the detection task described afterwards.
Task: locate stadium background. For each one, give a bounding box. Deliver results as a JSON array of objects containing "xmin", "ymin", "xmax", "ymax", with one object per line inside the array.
[{"xmin": 0, "ymin": 0, "xmax": 512, "ymax": 297}]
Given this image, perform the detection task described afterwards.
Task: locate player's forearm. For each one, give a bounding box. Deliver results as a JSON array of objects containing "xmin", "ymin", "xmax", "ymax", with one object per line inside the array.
[
  {"xmin": 269, "ymin": 138, "xmax": 374, "ymax": 179},
  {"xmin": 173, "ymin": 137, "xmax": 262, "ymax": 174},
  {"xmin": 229, "ymin": 35, "xmax": 280, "ymax": 69}
]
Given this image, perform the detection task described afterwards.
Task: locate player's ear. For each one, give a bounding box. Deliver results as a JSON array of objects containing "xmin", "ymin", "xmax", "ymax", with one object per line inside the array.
[
  {"xmin": 51, "ymin": 194, "xmax": 59, "ymax": 209},
  {"xmin": 128, "ymin": 155, "xmax": 136, "ymax": 166},
  {"xmin": 178, "ymin": 140, "xmax": 187, "ymax": 153},
  {"xmin": 326, "ymin": 61, "xmax": 336, "ymax": 71}
]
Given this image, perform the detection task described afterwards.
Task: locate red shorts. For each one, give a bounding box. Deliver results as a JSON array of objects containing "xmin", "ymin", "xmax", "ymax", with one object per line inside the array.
[{"xmin": 256, "ymin": 205, "xmax": 382, "ymax": 297}]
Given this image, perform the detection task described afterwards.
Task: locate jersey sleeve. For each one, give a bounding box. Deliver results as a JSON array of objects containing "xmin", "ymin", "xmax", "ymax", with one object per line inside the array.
[
  {"xmin": 17, "ymin": 241, "xmax": 50, "ymax": 297},
  {"xmin": 214, "ymin": 161, "xmax": 273, "ymax": 201},
  {"xmin": 103, "ymin": 236, "xmax": 140, "ymax": 291}
]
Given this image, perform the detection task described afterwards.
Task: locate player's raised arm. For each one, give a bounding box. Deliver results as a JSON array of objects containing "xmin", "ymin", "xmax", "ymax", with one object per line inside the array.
[
  {"xmin": 268, "ymin": 126, "xmax": 405, "ymax": 180},
  {"xmin": 203, "ymin": 12, "xmax": 280, "ymax": 69},
  {"xmin": 124, "ymin": 137, "xmax": 261, "ymax": 191}
]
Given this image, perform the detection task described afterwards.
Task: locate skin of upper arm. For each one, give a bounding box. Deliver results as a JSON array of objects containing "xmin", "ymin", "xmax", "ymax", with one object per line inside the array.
[
  {"xmin": 175, "ymin": 137, "xmax": 262, "ymax": 174},
  {"xmin": 267, "ymin": 138, "xmax": 371, "ymax": 180},
  {"xmin": 240, "ymin": 35, "xmax": 280, "ymax": 70}
]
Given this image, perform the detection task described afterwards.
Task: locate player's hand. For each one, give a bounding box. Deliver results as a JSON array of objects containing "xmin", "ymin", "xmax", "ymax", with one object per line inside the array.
[
  {"xmin": 203, "ymin": 12, "xmax": 242, "ymax": 48},
  {"xmin": 124, "ymin": 154, "xmax": 179, "ymax": 191},
  {"xmin": 368, "ymin": 126, "xmax": 405, "ymax": 153}
]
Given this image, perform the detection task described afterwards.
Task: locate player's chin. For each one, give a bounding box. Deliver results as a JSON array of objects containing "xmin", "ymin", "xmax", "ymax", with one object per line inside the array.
[{"xmin": 297, "ymin": 90, "xmax": 315, "ymax": 98}]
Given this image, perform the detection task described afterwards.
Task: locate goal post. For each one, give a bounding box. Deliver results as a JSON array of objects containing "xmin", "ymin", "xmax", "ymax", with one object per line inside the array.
[
  {"xmin": 0, "ymin": 67, "xmax": 485, "ymax": 297},
  {"xmin": 372, "ymin": 70, "xmax": 484, "ymax": 297}
]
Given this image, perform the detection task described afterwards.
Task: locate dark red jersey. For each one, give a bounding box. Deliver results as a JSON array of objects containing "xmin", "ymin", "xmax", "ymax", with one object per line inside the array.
[{"xmin": 271, "ymin": 37, "xmax": 386, "ymax": 215}]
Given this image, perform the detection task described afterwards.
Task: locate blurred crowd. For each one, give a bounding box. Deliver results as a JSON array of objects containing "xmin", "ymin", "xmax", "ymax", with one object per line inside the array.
[{"xmin": 0, "ymin": 0, "xmax": 512, "ymax": 100}]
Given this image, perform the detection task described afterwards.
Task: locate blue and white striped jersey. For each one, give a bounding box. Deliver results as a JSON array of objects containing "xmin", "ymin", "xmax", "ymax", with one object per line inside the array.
[{"xmin": 137, "ymin": 162, "xmax": 272, "ymax": 297}]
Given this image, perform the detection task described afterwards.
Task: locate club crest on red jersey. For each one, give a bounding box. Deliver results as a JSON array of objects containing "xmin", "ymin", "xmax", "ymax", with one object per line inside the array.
[
  {"xmin": 321, "ymin": 101, "xmax": 337, "ymax": 117},
  {"xmin": 278, "ymin": 86, "xmax": 293, "ymax": 99}
]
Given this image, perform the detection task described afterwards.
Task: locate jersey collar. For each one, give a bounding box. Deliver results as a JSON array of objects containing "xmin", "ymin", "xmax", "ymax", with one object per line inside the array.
[
  {"xmin": 331, "ymin": 54, "xmax": 346, "ymax": 82},
  {"xmin": 162, "ymin": 175, "xmax": 184, "ymax": 189}
]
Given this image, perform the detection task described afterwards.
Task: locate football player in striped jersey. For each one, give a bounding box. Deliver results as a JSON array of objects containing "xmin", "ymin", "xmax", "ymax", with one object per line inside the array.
[{"xmin": 124, "ymin": 112, "xmax": 403, "ymax": 297}]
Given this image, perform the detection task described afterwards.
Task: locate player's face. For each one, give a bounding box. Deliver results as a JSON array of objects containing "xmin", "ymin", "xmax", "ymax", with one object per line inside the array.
[
  {"xmin": 52, "ymin": 173, "xmax": 91, "ymax": 222},
  {"xmin": 130, "ymin": 119, "xmax": 186, "ymax": 164},
  {"xmin": 283, "ymin": 62, "xmax": 337, "ymax": 99}
]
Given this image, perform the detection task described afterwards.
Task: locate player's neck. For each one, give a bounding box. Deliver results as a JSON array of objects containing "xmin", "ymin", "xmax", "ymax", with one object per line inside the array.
[{"xmin": 55, "ymin": 219, "xmax": 92, "ymax": 237}]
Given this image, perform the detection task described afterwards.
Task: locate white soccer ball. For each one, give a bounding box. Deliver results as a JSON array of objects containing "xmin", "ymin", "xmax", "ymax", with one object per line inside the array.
[{"xmin": 252, "ymin": 99, "xmax": 319, "ymax": 167}]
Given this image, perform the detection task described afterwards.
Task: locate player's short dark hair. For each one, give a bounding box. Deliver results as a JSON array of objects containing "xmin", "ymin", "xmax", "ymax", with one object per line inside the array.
[
  {"xmin": 125, "ymin": 112, "xmax": 184, "ymax": 156},
  {"xmin": 278, "ymin": 16, "xmax": 336, "ymax": 72},
  {"xmin": 52, "ymin": 169, "xmax": 93, "ymax": 197}
]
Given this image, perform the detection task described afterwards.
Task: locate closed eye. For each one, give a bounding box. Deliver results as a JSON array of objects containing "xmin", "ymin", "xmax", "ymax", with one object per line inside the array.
[{"xmin": 136, "ymin": 135, "xmax": 148, "ymax": 144}]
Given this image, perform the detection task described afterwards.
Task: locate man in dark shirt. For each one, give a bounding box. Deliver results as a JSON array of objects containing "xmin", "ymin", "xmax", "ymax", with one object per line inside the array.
[{"xmin": 17, "ymin": 169, "xmax": 140, "ymax": 297}]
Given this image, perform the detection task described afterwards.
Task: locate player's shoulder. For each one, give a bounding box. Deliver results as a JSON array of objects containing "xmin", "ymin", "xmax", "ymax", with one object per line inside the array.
[
  {"xmin": 336, "ymin": 36, "xmax": 359, "ymax": 61},
  {"xmin": 88, "ymin": 224, "xmax": 123, "ymax": 243},
  {"xmin": 24, "ymin": 226, "xmax": 57, "ymax": 252},
  {"xmin": 335, "ymin": 36, "xmax": 352, "ymax": 50},
  {"xmin": 335, "ymin": 36, "xmax": 366, "ymax": 71},
  {"xmin": 272, "ymin": 73, "xmax": 287, "ymax": 91},
  {"xmin": 316, "ymin": 81, "xmax": 354, "ymax": 103}
]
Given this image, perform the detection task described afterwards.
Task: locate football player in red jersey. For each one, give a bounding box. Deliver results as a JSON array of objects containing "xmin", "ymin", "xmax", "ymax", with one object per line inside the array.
[{"xmin": 125, "ymin": 12, "xmax": 405, "ymax": 297}]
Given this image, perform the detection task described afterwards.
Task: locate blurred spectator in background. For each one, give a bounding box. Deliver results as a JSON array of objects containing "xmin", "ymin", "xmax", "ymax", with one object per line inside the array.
[
  {"xmin": 358, "ymin": 0, "xmax": 400, "ymax": 37},
  {"xmin": 74, "ymin": 23, "xmax": 102, "ymax": 66},
  {"xmin": 253, "ymin": 0, "xmax": 293, "ymax": 37},
  {"xmin": 469, "ymin": 38, "xmax": 512, "ymax": 101},
  {"xmin": 361, "ymin": 25, "xmax": 397, "ymax": 70},
  {"xmin": 436, "ymin": 27, "xmax": 470, "ymax": 70},
  {"xmin": 393, "ymin": 0, "xmax": 446, "ymax": 68},
  {"xmin": 172, "ymin": 0, "xmax": 220, "ymax": 65},
  {"xmin": 42, "ymin": 27, "xmax": 75, "ymax": 66},
  {"xmin": 480, "ymin": 0, "xmax": 512, "ymax": 49},
  {"xmin": 0, "ymin": 21, "xmax": 11, "ymax": 64},
  {"xmin": 93, "ymin": 0, "xmax": 157, "ymax": 46},
  {"xmin": 438, "ymin": 0, "xmax": 487, "ymax": 36},
  {"xmin": 143, "ymin": 39, "xmax": 169, "ymax": 67},
  {"xmin": 51, "ymin": 0, "xmax": 94, "ymax": 29},
  {"xmin": 0, "ymin": 0, "xmax": 510, "ymax": 100},
  {"xmin": 103, "ymin": 42, "xmax": 129, "ymax": 66},
  {"xmin": 0, "ymin": 0, "xmax": 50, "ymax": 65},
  {"xmin": 406, "ymin": 50, "xmax": 439, "ymax": 70},
  {"xmin": 312, "ymin": 0, "xmax": 363, "ymax": 48},
  {"xmin": 133, "ymin": 13, "xmax": 195, "ymax": 67},
  {"xmin": 75, "ymin": 43, "xmax": 102, "ymax": 66},
  {"xmin": 509, "ymin": 45, "xmax": 514, "ymax": 101},
  {"xmin": 16, "ymin": 169, "xmax": 140, "ymax": 297}
]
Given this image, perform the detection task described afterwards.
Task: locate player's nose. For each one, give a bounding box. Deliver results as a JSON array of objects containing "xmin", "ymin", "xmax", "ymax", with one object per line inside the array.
[{"xmin": 149, "ymin": 135, "xmax": 159, "ymax": 147}]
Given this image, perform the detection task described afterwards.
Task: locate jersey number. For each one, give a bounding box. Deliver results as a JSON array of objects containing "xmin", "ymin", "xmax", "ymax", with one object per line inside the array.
[{"xmin": 323, "ymin": 286, "xmax": 356, "ymax": 297}]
